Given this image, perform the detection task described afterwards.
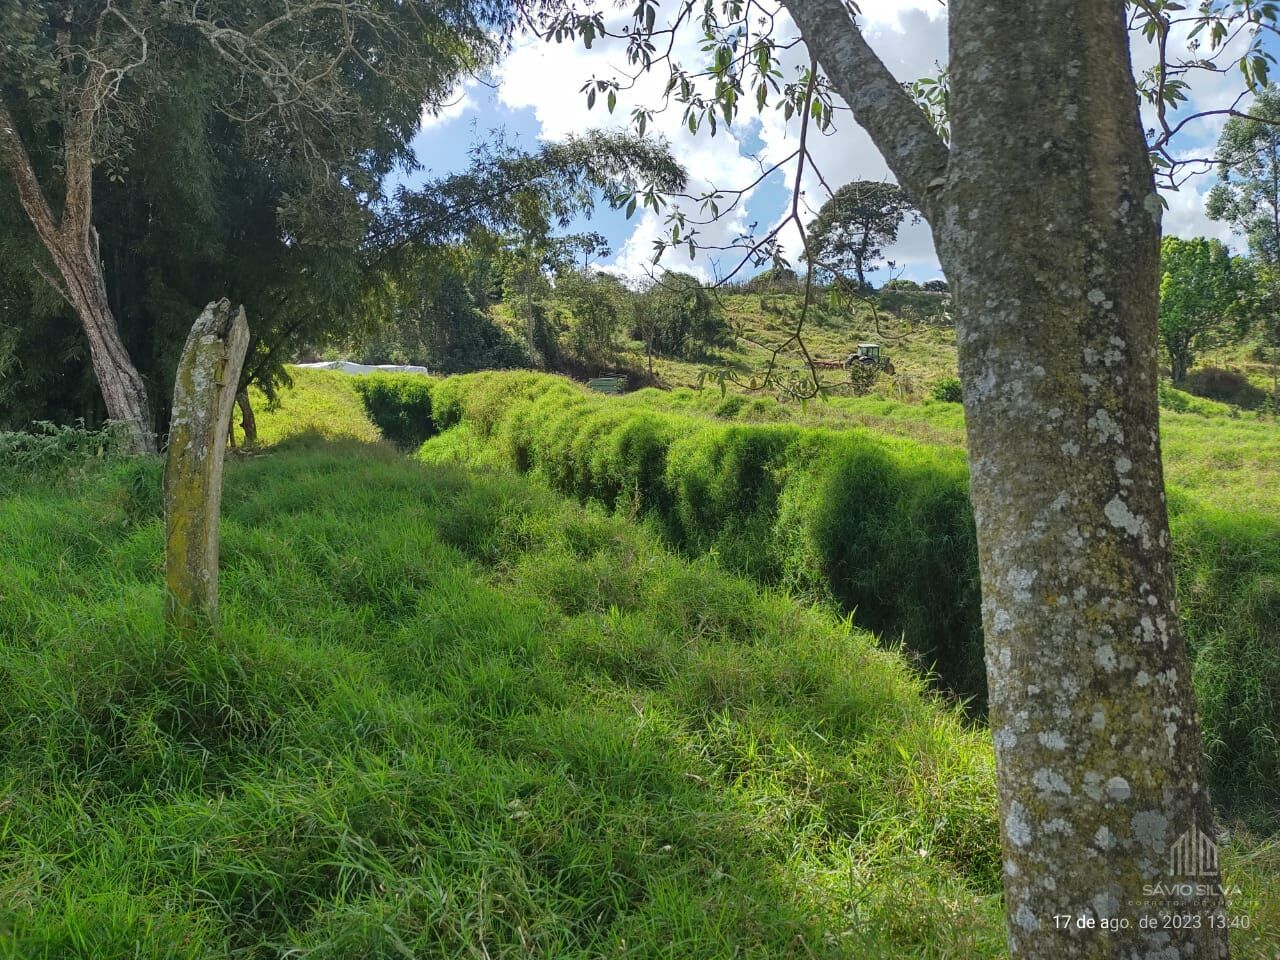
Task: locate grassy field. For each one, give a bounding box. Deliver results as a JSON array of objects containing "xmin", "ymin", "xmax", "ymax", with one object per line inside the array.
[
  {"xmin": 1, "ymin": 427, "xmax": 1014, "ymax": 955},
  {"xmin": 249, "ymin": 367, "xmax": 1280, "ymax": 815},
  {"xmin": 617, "ymin": 381, "xmax": 1280, "ymax": 516},
  {"xmin": 4, "ymin": 368, "xmax": 1274, "ymax": 956},
  {"xmin": 525, "ymin": 289, "xmax": 1280, "ymax": 515}
]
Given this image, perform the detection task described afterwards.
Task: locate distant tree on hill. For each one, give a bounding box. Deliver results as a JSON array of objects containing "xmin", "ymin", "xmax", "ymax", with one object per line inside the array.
[
  {"xmin": 1158, "ymin": 237, "xmax": 1255, "ymax": 382},
  {"xmin": 354, "ymin": 248, "xmax": 527, "ymax": 373},
  {"xmin": 1207, "ymin": 85, "xmax": 1280, "ymax": 407},
  {"xmin": 555, "ymin": 269, "xmax": 628, "ymax": 363},
  {"xmin": 630, "ymin": 272, "xmax": 726, "ymax": 372},
  {"xmin": 806, "ymin": 181, "xmax": 918, "ymax": 290}
]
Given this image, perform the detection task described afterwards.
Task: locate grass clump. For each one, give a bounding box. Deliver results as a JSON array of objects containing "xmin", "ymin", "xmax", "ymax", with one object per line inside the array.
[
  {"xmin": 352, "ymin": 373, "xmax": 436, "ymax": 449},
  {"xmin": 1, "ymin": 440, "xmax": 1016, "ymax": 957},
  {"xmin": 0, "ymin": 420, "xmax": 133, "ymax": 494},
  {"xmin": 248, "ymin": 368, "xmax": 382, "ymax": 447}
]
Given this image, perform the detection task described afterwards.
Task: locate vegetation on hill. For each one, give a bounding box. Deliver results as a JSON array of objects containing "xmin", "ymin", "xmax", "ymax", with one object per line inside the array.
[
  {"xmin": 2, "ymin": 361, "xmax": 1277, "ymax": 957},
  {"xmin": 287, "ymin": 368, "xmax": 1279, "ymax": 814}
]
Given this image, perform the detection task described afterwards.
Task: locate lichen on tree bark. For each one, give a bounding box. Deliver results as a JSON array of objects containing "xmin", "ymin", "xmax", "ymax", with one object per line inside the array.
[
  {"xmin": 783, "ymin": 0, "xmax": 1229, "ymax": 955},
  {"xmin": 164, "ymin": 300, "xmax": 250, "ymax": 634}
]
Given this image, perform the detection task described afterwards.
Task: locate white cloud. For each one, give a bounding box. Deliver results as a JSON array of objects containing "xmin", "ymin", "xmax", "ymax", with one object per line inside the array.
[
  {"xmin": 420, "ymin": 84, "xmax": 477, "ymax": 132},
  {"xmin": 497, "ymin": 21, "xmax": 771, "ymax": 280},
  {"xmin": 483, "ymin": 6, "xmax": 1258, "ymax": 278}
]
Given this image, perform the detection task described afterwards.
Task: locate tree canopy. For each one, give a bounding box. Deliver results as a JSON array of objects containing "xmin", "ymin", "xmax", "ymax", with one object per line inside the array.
[
  {"xmin": 1158, "ymin": 236, "xmax": 1255, "ymax": 382},
  {"xmin": 806, "ymin": 181, "xmax": 918, "ymax": 290},
  {"xmin": 1207, "ymin": 85, "xmax": 1280, "ymax": 266}
]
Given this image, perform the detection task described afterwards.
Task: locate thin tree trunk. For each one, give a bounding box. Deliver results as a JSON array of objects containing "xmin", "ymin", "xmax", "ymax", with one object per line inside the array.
[
  {"xmin": 60, "ymin": 235, "xmax": 155, "ymax": 453},
  {"xmin": 236, "ymin": 389, "xmax": 258, "ymax": 446},
  {"xmin": 784, "ymin": 0, "xmax": 1227, "ymax": 955}
]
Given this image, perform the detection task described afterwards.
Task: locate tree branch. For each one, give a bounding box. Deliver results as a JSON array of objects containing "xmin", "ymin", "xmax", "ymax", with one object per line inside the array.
[{"xmin": 782, "ymin": 0, "xmax": 950, "ymax": 218}]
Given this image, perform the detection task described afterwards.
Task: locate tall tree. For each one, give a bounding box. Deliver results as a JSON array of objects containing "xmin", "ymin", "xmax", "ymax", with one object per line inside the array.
[
  {"xmin": 1207, "ymin": 85, "xmax": 1280, "ymax": 406},
  {"xmin": 1207, "ymin": 84, "xmax": 1280, "ymax": 265},
  {"xmin": 540, "ymin": 0, "xmax": 1280, "ymax": 953},
  {"xmin": 0, "ymin": 1, "xmax": 507, "ymax": 451},
  {"xmin": 1158, "ymin": 236, "xmax": 1254, "ymax": 382},
  {"xmin": 806, "ymin": 180, "xmax": 917, "ymax": 289}
]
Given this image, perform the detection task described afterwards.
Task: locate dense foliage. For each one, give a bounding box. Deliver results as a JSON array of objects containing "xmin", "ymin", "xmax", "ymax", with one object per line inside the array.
[
  {"xmin": 1158, "ymin": 237, "xmax": 1256, "ymax": 382},
  {"xmin": 352, "ymin": 375, "xmax": 436, "ymax": 449}
]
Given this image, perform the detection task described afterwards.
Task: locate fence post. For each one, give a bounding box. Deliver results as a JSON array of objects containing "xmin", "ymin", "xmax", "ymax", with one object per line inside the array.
[{"xmin": 164, "ymin": 299, "xmax": 249, "ymax": 633}]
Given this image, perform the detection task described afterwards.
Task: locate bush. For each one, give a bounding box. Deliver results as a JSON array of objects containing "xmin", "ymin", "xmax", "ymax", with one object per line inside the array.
[
  {"xmin": 419, "ymin": 374, "xmax": 985, "ymax": 704},
  {"xmin": 1183, "ymin": 367, "xmax": 1269, "ymax": 410},
  {"xmin": 931, "ymin": 377, "xmax": 964, "ymax": 404},
  {"xmin": 352, "ymin": 374, "xmax": 436, "ymax": 448},
  {"xmin": 0, "ymin": 421, "xmax": 133, "ymax": 491}
]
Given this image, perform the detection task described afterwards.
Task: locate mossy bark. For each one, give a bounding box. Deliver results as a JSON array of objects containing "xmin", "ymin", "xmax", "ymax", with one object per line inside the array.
[
  {"xmin": 164, "ymin": 300, "xmax": 249, "ymax": 634},
  {"xmin": 784, "ymin": 0, "xmax": 1227, "ymax": 955}
]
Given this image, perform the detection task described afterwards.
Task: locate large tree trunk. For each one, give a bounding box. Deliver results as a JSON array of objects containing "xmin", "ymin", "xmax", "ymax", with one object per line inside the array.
[
  {"xmin": 942, "ymin": 4, "xmax": 1224, "ymax": 953},
  {"xmin": 0, "ymin": 96, "xmax": 156, "ymax": 454},
  {"xmin": 785, "ymin": 0, "xmax": 1227, "ymax": 956}
]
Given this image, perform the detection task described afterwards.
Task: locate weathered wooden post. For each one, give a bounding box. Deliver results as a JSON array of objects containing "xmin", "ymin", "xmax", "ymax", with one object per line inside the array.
[{"xmin": 164, "ymin": 299, "xmax": 250, "ymax": 633}]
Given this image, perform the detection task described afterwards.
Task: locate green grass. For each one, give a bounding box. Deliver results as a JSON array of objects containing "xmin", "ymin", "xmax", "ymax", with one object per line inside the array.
[
  {"xmin": 569, "ymin": 291, "xmax": 1280, "ymax": 516},
  {"xmin": 404, "ymin": 371, "xmax": 1280, "ymax": 811},
  {"xmin": 3, "ymin": 375, "xmax": 1276, "ymax": 956},
  {"xmin": 0, "ymin": 441, "xmax": 1015, "ymax": 956},
  {"xmin": 248, "ymin": 368, "xmax": 382, "ymax": 447}
]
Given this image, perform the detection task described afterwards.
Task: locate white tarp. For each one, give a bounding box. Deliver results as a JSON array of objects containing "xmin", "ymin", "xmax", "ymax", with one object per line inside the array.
[{"xmin": 294, "ymin": 361, "xmax": 430, "ymax": 376}]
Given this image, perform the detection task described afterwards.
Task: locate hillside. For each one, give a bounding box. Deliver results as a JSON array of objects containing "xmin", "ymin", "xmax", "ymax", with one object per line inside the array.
[
  {"xmin": 5, "ymin": 374, "xmax": 1276, "ymax": 957},
  {"xmin": 564, "ymin": 290, "xmax": 1280, "ymax": 517},
  {"xmin": 3, "ymin": 417, "xmax": 1010, "ymax": 956}
]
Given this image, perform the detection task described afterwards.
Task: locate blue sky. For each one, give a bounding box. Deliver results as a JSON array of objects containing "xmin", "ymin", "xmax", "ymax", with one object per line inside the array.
[{"xmin": 399, "ymin": 2, "xmax": 1276, "ymax": 283}]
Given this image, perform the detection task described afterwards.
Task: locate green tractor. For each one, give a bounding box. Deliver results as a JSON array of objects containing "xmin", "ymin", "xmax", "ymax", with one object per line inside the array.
[
  {"xmin": 842, "ymin": 344, "xmax": 894, "ymax": 394},
  {"xmin": 843, "ymin": 343, "xmax": 896, "ymax": 375}
]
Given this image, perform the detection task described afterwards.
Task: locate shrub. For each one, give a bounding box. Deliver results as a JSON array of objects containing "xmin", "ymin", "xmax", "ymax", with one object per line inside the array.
[
  {"xmin": 352, "ymin": 374, "xmax": 435, "ymax": 448},
  {"xmin": 419, "ymin": 374, "xmax": 985, "ymax": 705},
  {"xmin": 0, "ymin": 421, "xmax": 133, "ymax": 491},
  {"xmin": 1183, "ymin": 367, "xmax": 1268, "ymax": 409},
  {"xmin": 931, "ymin": 377, "xmax": 964, "ymax": 403}
]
